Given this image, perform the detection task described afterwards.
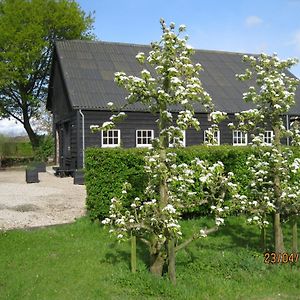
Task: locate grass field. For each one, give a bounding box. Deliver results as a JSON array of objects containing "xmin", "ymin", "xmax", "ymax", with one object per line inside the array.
[{"xmin": 0, "ymin": 217, "xmax": 299, "ymax": 300}]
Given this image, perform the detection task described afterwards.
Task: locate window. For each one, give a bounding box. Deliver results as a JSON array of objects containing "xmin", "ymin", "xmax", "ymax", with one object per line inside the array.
[
  {"xmin": 204, "ymin": 129, "xmax": 220, "ymax": 145},
  {"xmin": 102, "ymin": 129, "xmax": 120, "ymax": 147},
  {"xmin": 264, "ymin": 131, "xmax": 274, "ymax": 145},
  {"xmin": 169, "ymin": 130, "xmax": 186, "ymax": 147},
  {"xmin": 136, "ymin": 130, "xmax": 154, "ymax": 147},
  {"xmin": 233, "ymin": 130, "xmax": 247, "ymax": 146}
]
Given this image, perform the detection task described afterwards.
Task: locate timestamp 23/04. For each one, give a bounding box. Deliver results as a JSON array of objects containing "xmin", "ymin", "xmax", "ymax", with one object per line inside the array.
[{"xmin": 264, "ymin": 252, "xmax": 299, "ymax": 264}]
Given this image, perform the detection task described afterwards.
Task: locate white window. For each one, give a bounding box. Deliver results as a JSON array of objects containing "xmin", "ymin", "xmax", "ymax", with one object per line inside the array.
[
  {"xmin": 136, "ymin": 130, "xmax": 154, "ymax": 147},
  {"xmin": 264, "ymin": 131, "xmax": 274, "ymax": 145},
  {"xmin": 101, "ymin": 129, "xmax": 120, "ymax": 147},
  {"xmin": 233, "ymin": 130, "xmax": 247, "ymax": 146},
  {"xmin": 169, "ymin": 130, "xmax": 186, "ymax": 147},
  {"xmin": 204, "ymin": 129, "xmax": 220, "ymax": 145}
]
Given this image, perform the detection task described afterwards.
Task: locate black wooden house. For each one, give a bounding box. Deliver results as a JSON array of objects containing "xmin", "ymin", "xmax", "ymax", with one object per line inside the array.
[{"xmin": 46, "ymin": 40, "xmax": 300, "ymax": 174}]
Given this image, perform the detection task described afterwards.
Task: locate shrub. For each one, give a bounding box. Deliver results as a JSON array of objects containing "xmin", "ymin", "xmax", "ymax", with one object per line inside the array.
[
  {"xmin": 34, "ymin": 135, "xmax": 54, "ymax": 162},
  {"xmin": 85, "ymin": 148, "xmax": 147, "ymax": 220},
  {"xmin": 85, "ymin": 146, "xmax": 258, "ymax": 221}
]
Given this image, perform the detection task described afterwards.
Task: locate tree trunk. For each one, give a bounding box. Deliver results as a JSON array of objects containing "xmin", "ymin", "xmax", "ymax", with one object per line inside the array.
[
  {"xmin": 131, "ymin": 234, "xmax": 137, "ymax": 273},
  {"xmin": 274, "ymin": 213, "xmax": 284, "ymax": 253},
  {"xmin": 23, "ymin": 113, "xmax": 40, "ymax": 149},
  {"xmin": 273, "ymin": 125, "xmax": 285, "ymax": 253},
  {"xmin": 168, "ymin": 239, "xmax": 176, "ymax": 284},
  {"xmin": 149, "ymin": 251, "xmax": 165, "ymax": 276},
  {"xmin": 260, "ymin": 227, "xmax": 266, "ymax": 251},
  {"xmin": 292, "ymin": 217, "xmax": 298, "ymax": 254}
]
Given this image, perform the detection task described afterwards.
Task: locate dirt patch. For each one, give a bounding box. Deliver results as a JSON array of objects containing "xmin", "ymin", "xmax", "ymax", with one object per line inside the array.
[{"xmin": 0, "ymin": 168, "xmax": 86, "ymax": 230}]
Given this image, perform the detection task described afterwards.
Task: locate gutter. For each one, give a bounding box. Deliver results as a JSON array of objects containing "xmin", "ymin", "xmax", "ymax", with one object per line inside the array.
[{"xmin": 79, "ymin": 109, "xmax": 85, "ymax": 168}]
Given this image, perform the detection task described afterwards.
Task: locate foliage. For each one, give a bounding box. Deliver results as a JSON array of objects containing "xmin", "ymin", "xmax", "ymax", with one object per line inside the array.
[
  {"xmin": 85, "ymin": 147, "xmax": 147, "ymax": 221},
  {"xmin": 91, "ymin": 20, "xmax": 241, "ymax": 282},
  {"xmin": 0, "ymin": 0, "xmax": 94, "ymax": 148},
  {"xmin": 235, "ymin": 53, "xmax": 300, "ymax": 252},
  {"xmin": 0, "ymin": 138, "xmax": 33, "ymax": 158},
  {"xmin": 0, "ymin": 217, "xmax": 299, "ymax": 300},
  {"xmin": 34, "ymin": 135, "xmax": 54, "ymax": 162},
  {"xmin": 85, "ymin": 146, "xmax": 255, "ymax": 221}
]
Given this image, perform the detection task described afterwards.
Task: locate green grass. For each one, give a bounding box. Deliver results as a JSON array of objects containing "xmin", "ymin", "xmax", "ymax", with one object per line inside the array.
[{"xmin": 0, "ymin": 217, "xmax": 299, "ymax": 300}]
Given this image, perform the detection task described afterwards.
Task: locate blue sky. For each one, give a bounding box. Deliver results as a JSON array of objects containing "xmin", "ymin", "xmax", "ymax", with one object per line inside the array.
[
  {"xmin": 1, "ymin": 0, "xmax": 300, "ymax": 136},
  {"xmin": 78, "ymin": 0, "xmax": 300, "ymax": 77}
]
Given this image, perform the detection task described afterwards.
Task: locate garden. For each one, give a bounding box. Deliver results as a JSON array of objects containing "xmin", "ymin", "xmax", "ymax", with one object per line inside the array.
[
  {"xmin": 0, "ymin": 217, "xmax": 299, "ymax": 299},
  {"xmin": 1, "ymin": 18, "xmax": 300, "ymax": 300}
]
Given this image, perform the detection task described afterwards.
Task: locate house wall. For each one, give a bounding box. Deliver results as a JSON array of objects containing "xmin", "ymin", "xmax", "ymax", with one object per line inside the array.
[
  {"xmin": 51, "ymin": 60, "xmax": 74, "ymax": 123},
  {"xmin": 55, "ymin": 109, "xmax": 291, "ymax": 171},
  {"xmin": 75, "ymin": 110, "xmax": 265, "ymax": 169}
]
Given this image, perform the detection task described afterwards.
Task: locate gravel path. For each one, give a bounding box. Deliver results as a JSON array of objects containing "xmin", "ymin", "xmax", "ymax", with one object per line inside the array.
[{"xmin": 0, "ymin": 168, "xmax": 86, "ymax": 230}]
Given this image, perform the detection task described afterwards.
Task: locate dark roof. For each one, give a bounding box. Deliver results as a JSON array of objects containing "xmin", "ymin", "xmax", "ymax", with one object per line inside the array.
[{"xmin": 48, "ymin": 40, "xmax": 300, "ymax": 114}]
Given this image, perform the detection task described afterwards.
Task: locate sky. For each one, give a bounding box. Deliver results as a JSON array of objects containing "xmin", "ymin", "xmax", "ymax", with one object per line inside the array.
[{"xmin": 1, "ymin": 0, "xmax": 300, "ymax": 136}]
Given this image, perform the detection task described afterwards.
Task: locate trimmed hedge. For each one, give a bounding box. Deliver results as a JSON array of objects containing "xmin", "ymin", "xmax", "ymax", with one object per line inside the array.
[
  {"xmin": 85, "ymin": 148, "xmax": 147, "ymax": 220},
  {"xmin": 0, "ymin": 141, "xmax": 33, "ymax": 157},
  {"xmin": 85, "ymin": 146, "xmax": 260, "ymax": 221},
  {"xmin": 85, "ymin": 145, "xmax": 300, "ymax": 221}
]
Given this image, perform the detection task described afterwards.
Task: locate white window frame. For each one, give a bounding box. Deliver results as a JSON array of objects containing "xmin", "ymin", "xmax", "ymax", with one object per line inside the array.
[
  {"xmin": 169, "ymin": 130, "xmax": 186, "ymax": 147},
  {"xmin": 203, "ymin": 129, "xmax": 220, "ymax": 145},
  {"xmin": 264, "ymin": 130, "xmax": 274, "ymax": 145},
  {"xmin": 101, "ymin": 129, "xmax": 121, "ymax": 148},
  {"xmin": 136, "ymin": 129, "xmax": 154, "ymax": 148},
  {"xmin": 232, "ymin": 130, "xmax": 248, "ymax": 146}
]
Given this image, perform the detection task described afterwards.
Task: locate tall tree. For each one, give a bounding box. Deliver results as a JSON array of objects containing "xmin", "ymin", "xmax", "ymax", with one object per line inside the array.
[
  {"xmin": 0, "ymin": 0, "xmax": 94, "ymax": 148},
  {"xmin": 235, "ymin": 53, "xmax": 299, "ymax": 253},
  {"xmin": 98, "ymin": 20, "xmax": 241, "ymax": 284}
]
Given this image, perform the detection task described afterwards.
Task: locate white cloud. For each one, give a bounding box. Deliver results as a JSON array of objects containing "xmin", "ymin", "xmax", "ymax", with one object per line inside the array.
[
  {"xmin": 0, "ymin": 119, "xmax": 26, "ymax": 136},
  {"xmin": 245, "ymin": 16, "xmax": 263, "ymax": 28}
]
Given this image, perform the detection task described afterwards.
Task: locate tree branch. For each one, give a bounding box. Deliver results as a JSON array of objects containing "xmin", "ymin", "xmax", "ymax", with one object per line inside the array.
[
  {"xmin": 175, "ymin": 226, "xmax": 219, "ymax": 252},
  {"xmin": 5, "ymin": 110, "xmax": 24, "ymax": 124},
  {"xmin": 139, "ymin": 237, "xmax": 151, "ymax": 247}
]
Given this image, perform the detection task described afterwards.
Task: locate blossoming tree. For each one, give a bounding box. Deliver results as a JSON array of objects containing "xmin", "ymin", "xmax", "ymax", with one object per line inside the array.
[
  {"xmin": 234, "ymin": 53, "xmax": 299, "ymax": 253},
  {"xmin": 98, "ymin": 20, "xmax": 241, "ymax": 283}
]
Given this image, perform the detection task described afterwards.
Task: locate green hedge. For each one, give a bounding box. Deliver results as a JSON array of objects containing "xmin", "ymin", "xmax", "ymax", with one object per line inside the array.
[
  {"xmin": 85, "ymin": 146, "xmax": 261, "ymax": 221},
  {"xmin": 0, "ymin": 141, "xmax": 33, "ymax": 157},
  {"xmin": 85, "ymin": 146, "xmax": 300, "ymax": 221},
  {"xmin": 85, "ymin": 148, "xmax": 147, "ymax": 220}
]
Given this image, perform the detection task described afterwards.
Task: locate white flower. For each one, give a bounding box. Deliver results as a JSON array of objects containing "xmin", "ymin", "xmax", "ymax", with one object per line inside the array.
[
  {"xmin": 117, "ymin": 234, "xmax": 124, "ymax": 239},
  {"xmin": 107, "ymin": 102, "xmax": 114, "ymax": 107},
  {"xmin": 102, "ymin": 121, "xmax": 114, "ymax": 128},
  {"xmin": 253, "ymin": 216, "xmax": 259, "ymax": 221},
  {"xmin": 101, "ymin": 218, "xmax": 110, "ymax": 225},
  {"xmin": 163, "ymin": 204, "xmax": 176, "ymax": 214},
  {"xmin": 131, "ymin": 203, "xmax": 136, "ymax": 208},
  {"xmin": 179, "ymin": 24, "xmax": 186, "ymax": 31},
  {"xmin": 90, "ymin": 125, "xmax": 99, "ymax": 129},
  {"xmin": 215, "ymin": 217, "xmax": 224, "ymax": 226},
  {"xmin": 200, "ymin": 229, "xmax": 207, "ymax": 237},
  {"xmin": 181, "ymin": 99, "xmax": 188, "ymax": 105},
  {"xmin": 121, "ymin": 190, "xmax": 127, "ymax": 194}
]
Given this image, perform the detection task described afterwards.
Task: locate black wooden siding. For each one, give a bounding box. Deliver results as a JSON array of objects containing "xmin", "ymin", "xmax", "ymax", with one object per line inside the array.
[
  {"xmin": 56, "ymin": 108, "xmax": 290, "ymax": 171},
  {"xmin": 51, "ymin": 60, "xmax": 73, "ymax": 123},
  {"xmin": 74, "ymin": 110, "xmax": 265, "ymax": 169}
]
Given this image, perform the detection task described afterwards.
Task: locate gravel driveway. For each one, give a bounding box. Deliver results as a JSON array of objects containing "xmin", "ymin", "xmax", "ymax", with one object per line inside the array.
[{"xmin": 0, "ymin": 168, "xmax": 86, "ymax": 230}]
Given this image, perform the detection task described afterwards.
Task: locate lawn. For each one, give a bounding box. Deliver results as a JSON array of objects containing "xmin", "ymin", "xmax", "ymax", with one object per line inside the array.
[{"xmin": 0, "ymin": 217, "xmax": 299, "ymax": 300}]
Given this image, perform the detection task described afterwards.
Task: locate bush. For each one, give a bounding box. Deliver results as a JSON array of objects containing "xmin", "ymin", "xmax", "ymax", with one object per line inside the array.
[
  {"xmin": 0, "ymin": 141, "xmax": 33, "ymax": 157},
  {"xmin": 85, "ymin": 145, "xmax": 300, "ymax": 220},
  {"xmin": 85, "ymin": 148, "xmax": 147, "ymax": 221},
  {"xmin": 85, "ymin": 146, "xmax": 259, "ymax": 221},
  {"xmin": 0, "ymin": 157, "xmax": 34, "ymax": 167},
  {"xmin": 34, "ymin": 135, "xmax": 54, "ymax": 162}
]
